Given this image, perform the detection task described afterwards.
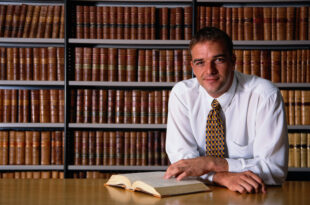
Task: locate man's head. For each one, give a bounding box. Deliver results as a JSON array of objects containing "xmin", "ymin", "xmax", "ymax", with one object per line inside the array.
[{"xmin": 190, "ymin": 27, "xmax": 236, "ymax": 98}]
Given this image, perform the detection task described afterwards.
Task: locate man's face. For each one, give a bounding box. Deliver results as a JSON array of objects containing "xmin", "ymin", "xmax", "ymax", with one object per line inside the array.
[{"xmin": 190, "ymin": 41, "xmax": 235, "ymax": 98}]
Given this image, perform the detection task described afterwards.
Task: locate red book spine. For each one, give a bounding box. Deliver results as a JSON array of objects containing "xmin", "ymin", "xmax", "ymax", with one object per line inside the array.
[
  {"xmin": 89, "ymin": 6, "xmax": 96, "ymax": 39},
  {"xmin": 99, "ymin": 89, "xmax": 107, "ymax": 123},
  {"xmin": 91, "ymin": 89, "xmax": 99, "ymax": 123}
]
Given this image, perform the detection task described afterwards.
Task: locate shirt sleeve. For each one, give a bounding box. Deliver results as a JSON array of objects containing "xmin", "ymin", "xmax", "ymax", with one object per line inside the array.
[{"xmin": 226, "ymin": 90, "xmax": 288, "ymax": 185}]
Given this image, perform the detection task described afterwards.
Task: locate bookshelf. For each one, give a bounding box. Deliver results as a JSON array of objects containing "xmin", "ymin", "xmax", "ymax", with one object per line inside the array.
[{"xmin": 0, "ymin": 0, "xmax": 309, "ymax": 179}]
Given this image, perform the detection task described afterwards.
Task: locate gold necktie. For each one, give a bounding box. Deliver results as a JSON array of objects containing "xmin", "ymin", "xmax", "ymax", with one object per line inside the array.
[{"xmin": 205, "ymin": 99, "xmax": 226, "ymax": 158}]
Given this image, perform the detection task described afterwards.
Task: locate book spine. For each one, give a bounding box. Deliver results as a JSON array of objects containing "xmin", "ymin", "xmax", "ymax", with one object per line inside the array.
[
  {"xmin": 83, "ymin": 6, "xmax": 90, "ymax": 39},
  {"xmin": 286, "ymin": 7, "xmax": 295, "ymax": 40},
  {"xmin": 11, "ymin": 89, "xmax": 18, "ymax": 123},
  {"xmin": 33, "ymin": 48, "xmax": 41, "ymax": 80},
  {"xmin": 127, "ymin": 49, "xmax": 137, "ymax": 82},
  {"xmin": 41, "ymin": 47, "xmax": 50, "ymax": 80},
  {"xmin": 140, "ymin": 90, "xmax": 148, "ymax": 124},
  {"xmin": 288, "ymin": 90, "xmax": 295, "ymax": 125},
  {"xmin": 118, "ymin": 49, "xmax": 126, "ymax": 81},
  {"xmin": 41, "ymin": 131, "xmax": 51, "ymax": 165},
  {"xmin": 244, "ymin": 7, "xmax": 253, "ymax": 40},
  {"xmin": 132, "ymin": 90, "xmax": 141, "ymax": 124},
  {"xmin": 91, "ymin": 48, "xmax": 100, "ymax": 81},
  {"xmin": 271, "ymin": 7, "xmax": 277, "ymax": 41},
  {"xmin": 76, "ymin": 5, "xmax": 83, "ymax": 39},
  {"xmin": 102, "ymin": 6, "xmax": 110, "ymax": 39},
  {"xmin": 22, "ymin": 5, "xmax": 34, "ymax": 38},
  {"xmin": 81, "ymin": 131, "xmax": 89, "ymax": 165},
  {"xmin": 174, "ymin": 49, "xmax": 182, "ymax": 82},
  {"xmin": 108, "ymin": 48, "xmax": 117, "ymax": 81},
  {"xmin": 3, "ymin": 5, "xmax": 14, "ymax": 37},
  {"xmin": 107, "ymin": 89, "xmax": 116, "ymax": 123},
  {"xmin": 148, "ymin": 91, "xmax": 155, "ymax": 124},
  {"xmin": 124, "ymin": 90, "xmax": 132, "ymax": 124},
  {"xmin": 250, "ymin": 50, "xmax": 260, "ymax": 76},
  {"xmin": 0, "ymin": 5, "xmax": 6, "ymax": 37},
  {"xmin": 88, "ymin": 131, "xmax": 96, "ymax": 165},
  {"xmin": 152, "ymin": 50, "xmax": 159, "ymax": 82},
  {"xmin": 103, "ymin": 131, "xmax": 109, "ymax": 165},
  {"xmin": 29, "ymin": 6, "xmax": 40, "ymax": 38},
  {"xmin": 301, "ymin": 133, "xmax": 307, "ymax": 167},
  {"xmin": 110, "ymin": 7, "xmax": 117, "ymax": 39},
  {"xmin": 301, "ymin": 90, "xmax": 310, "ymax": 125},
  {"xmin": 50, "ymin": 89, "xmax": 59, "ymax": 123},
  {"xmin": 74, "ymin": 131, "xmax": 82, "ymax": 165},
  {"xmin": 281, "ymin": 51, "xmax": 287, "ymax": 83},
  {"xmin": 83, "ymin": 47, "xmax": 92, "ymax": 81},
  {"xmin": 253, "ymin": 7, "xmax": 263, "ymax": 40},
  {"xmin": 116, "ymin": 131, "xmax": 124, "ymax": 165},
  {"xmin": 11, "ymin": 5, "xmax": 21, "ymax": 37},
  {"xmin": 136, "ymin": 132, "xmax": 142, "ymax": 165},
  {"xmin": 36, "ymin": 6, "xmax": 47, "ymax": 38},
  {"xmin": 57, "ymin": 47, "xmax": 64, "ymax": 81},
  {"xmin": 159, "ymin": 50, "xmax": 166, "ymax": 82},
  {"xmin": 271, "ymin": 51, "xmax": 281, "ymax": 83},
  {"xmin": 109, "ymin": 131, "xmax": 116, "ymax": 165},
  {"xmin": 48, "ymin": 47, "xmax": 57, "ymax": 81},
  {"xmin": 83, "ymin": 89, "xmax": 92, "ymax": 123},
  {"xmin": 55, "ymin": 131, "xmax": 63, "ymax": 165},
  {"xmin": 52, "ymin": 5, "xmax": 61, "ymax": 38},
  {"xmin": 91, "ymin": 89, "xmax": 99, "ymax": 123},
  {"xmin": 95, "ymin": 131, "xmax": 103, "ymax": 165},
  {"xmin": 129, "ymin": 131, "xmax": 136, "ymax": 165},
  {"xmin": 99, "ymin": 89, "xmax": 107, "ymax": 123},
  {"xmin": 137, "ymin": 50, "xmax": 145, "ymax": 82},
  {"xmin": 299, "ymin": 7, "xmax": 308, "ymax": 40},
  {"xmin": 89, "ymin": 6, "xmax": 97, "ymax": 39},
  {"xmin": 159, "ymin": 8, "xmax": 168, "ymax": 40},
  {"xmin": 18, "ymin": 90, "xmax": 24, "ymax": 122},
  {"xmin": 100, "ymin": 48, "xmax": 108, "ymax": 81},
  {"xmin": 117, "ymin": 7, "xmax": 124, "ymax": 39},
  {"xmin": 9, "ymin": 131, "xmax": 16, "ymax": 165},
  {"xmin": 39, "ymin": 89, "xmax": 50, "ymax": 123},
  {"xmin": 43, "ymin": 5, "xmax": 54, "ymax": 38},
  {"xmin": 166, "ymin": 50, "xmax": 174, "ymax": 82},
  {"xmin": 25, "ymin": 131, "xmax": 33, "ymax": 165},
  {"xmin": 154, "ymin": 90, "xmax": 162, "ymax": 124},
  {"xmin": 96, "ymin": 6, "xmax": 103, "ymax": 39}
]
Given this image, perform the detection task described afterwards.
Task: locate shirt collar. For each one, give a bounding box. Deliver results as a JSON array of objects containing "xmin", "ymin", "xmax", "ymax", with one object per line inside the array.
[{"xmin": 199, "ymin": 71, "xmax": 237, "ymax": 111}]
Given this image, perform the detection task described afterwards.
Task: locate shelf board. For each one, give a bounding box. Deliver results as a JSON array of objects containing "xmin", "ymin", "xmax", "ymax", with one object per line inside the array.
[
  {"xmin": 0, "ymin": 165, "xmax": 64, "ymax": 171},
  {"xmin": 0, "ymin": 123, "xmax": 64, "ymax": 129},
  {"xmin": 276, "ymin": 83, "xmax": 310, "ymax": 89},
  {"xmin": 288, "ymin": 168, "xmax": 310, "ymax": 172},
  {"xmin": 0, "ymin": 38, "xmax": 64, "ymax": 44},
  {"xmin": 68, "ymin": 165, "xmax": 167, "ymax": 171},
  {"xmin": 69, "ymin": 123, "xmax": 167, "ymax": 129},
  {"xmin": 0, "ymin": 80, "xmax": 64, "ymax": 87},
  {"xmin": 197, "ymin": 0, "xmax": 310, "ymax": 2},
  {"xmin": 70, "ymin": 0, "xmax": 192, "ymax": 2},
  {"xmin": 69, "ymin": 81, "xmax": 175, "ymax": 88},
  {"xmin": 233, "ymin": 40, "xmax": 310, "ymax": 46},
  {"xmin": 288, "ymin": 125, "xmax": 310, "ymax": 131}
]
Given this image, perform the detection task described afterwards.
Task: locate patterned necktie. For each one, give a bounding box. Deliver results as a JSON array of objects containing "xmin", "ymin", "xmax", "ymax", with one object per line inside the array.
[{"xmin": 205, "ymin": 99, "xmax": 226, "ymax": 158}]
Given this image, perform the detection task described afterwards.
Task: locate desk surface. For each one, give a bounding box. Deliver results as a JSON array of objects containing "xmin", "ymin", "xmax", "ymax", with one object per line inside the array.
[{"xmin": 0, "ymin": 180, "xmax": 309, "ymax": 205}]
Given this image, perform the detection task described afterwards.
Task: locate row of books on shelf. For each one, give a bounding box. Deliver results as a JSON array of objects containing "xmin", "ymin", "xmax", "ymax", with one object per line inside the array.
[
  {"xmin": 0, "ymin": 4, "xmax": 64, "ymax": 38},
  {"xmin": 280, "ymin": 90, "xmax": 310, "ymax": 125},
  {"xmin": 75, "ymin": 47, "xmax": 192, "ymax": 82},
  {"xmin": 76, "ymin": 6, "xmax": 192, "ymax": 40},
  {"xmin": 0, "ymin": 47, "xmax": 64, "ymax": 81},
  {"xmin": 234, "ymin": 49, "xmax": 310, "ymax": 83},
  {"xmin": 74, "ymin": 131, "xmax": 168, "ymax": 166},
  {"xmin": 0, "ymin": 171, "xmax": 64, "ymax": 179},
  {"xmin": 0, "ymin": 131, "xmax": 64, "ymax": 165},
  {"xmin": 72, "ymin": 89, "xmax": 169, "ymax": 124},
  {"xmin": 0, "ymin": 89, "xmax": 64, "ymax": 123},
  {"xmin": 198, "ymin": 6, "xmax": 310, "ymax": 41},
  {"xmin": 288, "ymin": 133, "xmax": 310, "ymax": 168}
]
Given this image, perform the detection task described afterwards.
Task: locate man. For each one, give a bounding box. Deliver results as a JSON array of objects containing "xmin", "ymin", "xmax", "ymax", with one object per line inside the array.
[{"xmin": 164, "ymin": 27, "xmax": 288, "ymax": 194}]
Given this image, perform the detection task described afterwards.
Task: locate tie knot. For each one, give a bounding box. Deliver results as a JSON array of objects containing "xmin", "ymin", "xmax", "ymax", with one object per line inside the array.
[{"xmin": 211, "ymin": 99, "xmax": 221, "ymax": 110}]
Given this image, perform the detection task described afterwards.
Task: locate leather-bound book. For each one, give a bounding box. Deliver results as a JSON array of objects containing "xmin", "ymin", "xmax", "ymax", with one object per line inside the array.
[
  {"xmin": 69, "ymin": 90, "xmax": 76, "ymax": 123},
  {"xmin": 159, "ymin": 7, "xmax": 169, "ymax": 40},
  {"xmin": 231, "ymin": 8, "xmax": 238, "ymax": 41},
  {"xmin": 225, "ymin": 7, "xmax": 232, "ymax": 38},
  {"xmin": 12, "ymin": 47, "xmax": 19, "ymax": 80},
  {"xmin": 162, "ymin": 90, "xmax": 169, "ymax": 124},
  {"xmin": 83, "ymin": 47, "xmax": 92, "ymax": 81},
  {"xmin": 95, "ymin": 131, "xmax": 103, "ymax": 165},
  {"xmin": 39, "ymin": 89, "xmax": 50, "ymax": 123},
  {"xmin": 260, "ymin": 50, "xmax": 271, "ymax": 80},
  {"xmin": 115, "ymin": 90, "xmax": 124, "ymax": 123},
  {"xmin": 144, "ymin": 7, "xmax": 151, "ymax": 39},
  {"xmin": 59, "ymin": 5, "xmax": 65, "ymax": 38},
  {"xmin": 219, "ymin": 7, "xmax": 226, "ymax": 32},
  {"xmin": 132, "ymin": 90, "xmax": 141, "ymax": 124},
  {"xmin": 41, "ymin": 131, "xmax": 51, "ymax": 165},
  {"xmin": 0, "ymin": 90, "xmax": 3, "ymax": 122},
  {"xmin": 299, "ymin": 7, "xmax": 308, "ymax": 40},
  {"xmin": 0, "ymin": 5, "xmax": 6, "ymax": 37},
  {"xmin": 136, "ymin": 132, "xmax": 142, "ymax": 166},
  {"xmin": 288, "ymin": 133, "xmax": 294, "ymax": 167},
  {"xmin": 40, "ymin": 48, "xmax": 48, "ymax": 80},
  {"xmin": 250, "ymin": 50, "xmax": 260, "ymax": 77},
  {"xmin": 271, "ymin": 7, "xmax": 277, "ymax": 40},
  {"xmin": 253, "ymin": 7, "xmax": 263, "ymax": 40},
  {"xmin": 91, "ymin": 89, "xmax": 99, "ymax": 123},
  {"xmin": 18, "ymin": 90, "xmax": 24, "ymax": 122},
  {"xmin": 17, "ymin": 4, "xmax": 27, "ymax": 38},
  {"xmin": 116, "ymin": 131, "xmax": 124, "ymax": 165},
  {"xmin": 30, "ymin": 90, "xmax": 40, "ymax": 122},
  {"xmin": 55, "ymin": 131, "xmax": 63, "ymax": 165},
  {"xmin": 83, "ymin": 89, "xmax": 92, "ymax": 123},
  {"xmin": 48, "ymin": 47, "xmax": 57, "ymax": 81},
  {"xmin": 288, "ymin": 90, "xmax": 295, "ymax": 125},
  {"xmin": 292, "ymin": 50, "xmax": 297, "ymax": 82},
  {"xmin": 16, "ymin": 131, "xmax": 25, "ymax": 165},
  {"xmin": 234, "ymin": 50, "xmax": 243, "ymax": 73},
  {"xmin": 74, "ymin": 131, "xmax": 82, "ymax": 165},
  {"xmin": 25, "ymin": 48, "xmax": 33, "ymax": 80},
  {"xmin": 50, "ymin": 89, "xmax": 59, "ymax": 123},
  {"xmin": 83, "ymin": 6, "xmax": 90, "ymax": 39},
  {"xmin": 243, "ymin": 50, "xmax": 251, "ymax": 75},
  {"xmin": 263, "ymin": 7, "xmax": 272, "ymax": 40},
  {"xmin": 129, "ymin": 131, "xmax": 136, "ymax": 165},
  {"xmin": 33, "ymin": 48, "xmax": 41, "ymax": 80},
  {"xmin": 96, "ymin": 6, "xmax": 103, "ymax": 39},
  {"xmin": 150, "ymin": 7, "xmax": 156, "ymax": 40},
  {"xmin": 147, "ymin": 131, "xmax": 154, "ymax": 165},
  {"xmin": 124, "ymin": 7, "xmax": 130, "ymax": 39},
  {"xmin": 286, "ymin": 7, "xmax": 295, "ymax": 40},
  {"xmin": 169, "ymin": 8, "xmax": 176, "ymax": 40},
  {"xmin": 140, "ymin": 90, "xmax": 148, "ymax": 124},
  {"xmin": 281, "ymin": 51, "xmax": 287, "ymax": 83},
  {"xmin": 137, "ymin": 7, "xmax": 144, "ymax": 40},
  {"xmin": 124, "ymin": 90, "xmax": 132, "ymax": 124},
  {"xmin": 276, "ymin": 7, "xmax": 286, "ymax": 40},
  {"xmin": 99, "ymin": 89, "xmax": 107, "ymax": 123},
  {"xmin": 3, "ymin": 89, "xmax": 12, "ymax": 122},
  {"xmin": 76, "ymin": 5, "xmax": 83, "ymax": 38},
  {"xmin": 154, "ymin": 90, "xmax": 162, "ymax": 124},
  {"xmin": 110, "ymin": 6, "xmax": 117, "ymax": 39},
  {"xmin": 301, "ymin": 90, "xmax": 310, "ymax": 125},
  {"xmin": 52, "ymin": 5, "xmax": 61, "ymax": 38},
  {"xmin": 102, "ymin": 6, "xmax": 110, "ymax": 39},
  {"xmin": 166, "ymin": 50, "xmax": 174, "ymax": 82},
  {"xmin": 127, "ymin": 49, "xmax": 137, "ymax": 82},
  {"xmin": 11, "ymin": 5, "xmax": 21, "ymax": 37},
  {"xmin": 9, "ymin": 131, "xmax": 16, "ymax": 164},
  {"xmin": 301, "ymin": 49, "xmax": 307, "ymax": 83},
  {"xmin": 89, "ymin": 6, "xmax": 96, "ymax": 39},
  {"xmin": 159, "ymin": 50, "xmax": 167, "ymax": 82},
  {"xmin": 198, "ymin": 6, "xmax": 206, "ymax": 30},
  {"xmin": 22, "ymin": 5, "xmax": 34, "ymax": 38},
  {"xmin": 141, "ymin": 131, "xmax": 148, "ymax": 166},
  {"xmin": 56, "ymin": 47, "xmax": 64, "ymax": 81},
  {"xmin": 124, "ymin": 132, "xmax": 130, "ymax": 166},
  {"xmin": 29, "ymin": 5, "xmax": 40, "ymax": 38},
  {"xmin": 118, "ymin": 49, "xmax": 126, "ymax": 81},
  {"xmin": 107, "ymin": 89, "xmax": 116, "ymax": 123},
  {"xmin": 286, "ymin": 50, "xmax": 293, "ymax": 83},
  {"xmin": 6, "ymin": 48, "xmax": 13, "ymax": 80},
  {"xmin": 138, "ymin": 50, "xmax": 146, "ymax": 82},
  {"xmin": 294, "ymin": 133, "xmax": 301, "ymax": 167},
  {"xmin": 36, "ymin": 5, "xmax": 47, "ymax": 38},
  {"xmin": 75, "ymin": 47, "xmax": 83, "ymax": 81},
  {"xmin": 237, "ymin": 7, "xmax": 244, "ymax": 40},
  {"xmin": 25, "ymin": 131, "xmax": 33, "ymax": 165},
  {"xmin": 296, "ymin": 50, "xmax": 302, "ymax": 83},
  {"xmin": 148, "ymin": 91, "xmax": 155, "ymax": 124},
  {"xmin": 81, "ymin": 131, "xmax": 89, "ymax": 165},
  {"xmin": 1, "ymin": 131, "xmax": 9, "ymax": 165},
  {"xmin": 99, "ymin": 48, "xmax": 108, "ymax": 81},
  {"xmin": 154, "ymin": 131, "xmax": 161, "ymax": 165},
  {"xmin": 0, "ymin": 48, "xmax": 6, "ymax": 79},
  {"xmin": 92, "ymin": 48, "xmax": 100, "ymax": 81},
  {"xmin": 145, "ymin": 50, "xmax": 152, "ymax": 82},
  {"xmin": 108, "ymin": 48, "xmax": 117, "ymax": 81},
  {"xmin": 11, "ymin": 89, "xmax": 18, "ymax": 123},
  {"xmin": 182, "ymin": 49, "xmax": 192, "ymax": 80},
  {"xmin": 19, "ymin": 48, "xmax": 26, "ymax": 80},
  {"xmin": 3, "ymin": 5, "xmax": 13, "ymax": 37},
  {"xmin": 212, "ymin": 7, "xmax": 220, "ymax": 29},
  {"xmin": 51, "ymin": 132, "xmax": 56, "ymax": 164},
  {"xmin": 152, "ymin": 49, "xmax": 159, "ymax": 82},
  {"xmin": 301, "ymin": 133, "xmax": 307, "ymax": 167},
  {"xmin": 271, "ymin": 50, "xmax": 281, "ymax": 82},
  {"xmin": 89, "ymin": 131, "xmax": 96, "ymax": 165},
  {"xmin": 43, "ymin": 5, "xmax": 53, "ymax": 38},
  {"xmin": 174, "ymin": 49, "xmax": 182, "ymax": 82},
  {"xmin": 109, "ymin": 131, "xmax": 116, "ymax": 165},
  {"xmin": 295, "ymin": 90, "xmax": 302, "ymax": 125}
]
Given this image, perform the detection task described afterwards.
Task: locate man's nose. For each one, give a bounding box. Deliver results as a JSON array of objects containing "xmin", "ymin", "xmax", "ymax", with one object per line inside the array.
[{"xmin": 204, "ymin": 61, "xmax": 216, "ymax": 75}]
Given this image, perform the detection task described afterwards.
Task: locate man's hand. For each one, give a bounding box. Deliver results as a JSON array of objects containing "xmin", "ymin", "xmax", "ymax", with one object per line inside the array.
[
  {"xmin": 164, "ymin": 156, "xmax": 228, "ymax": 181},
  {"xmin": 213, "ymin": 171, "xmax": 266, "ymax": 194}
]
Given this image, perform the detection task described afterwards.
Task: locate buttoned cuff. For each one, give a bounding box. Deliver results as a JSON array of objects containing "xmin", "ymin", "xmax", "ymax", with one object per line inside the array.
[
  {"xmin": 200, "ymin": 172, "xmax": 215, "ymax": 183},
  {"xmin": 226, "ymin": 158, "xmax": 243, "ymax": 172}
]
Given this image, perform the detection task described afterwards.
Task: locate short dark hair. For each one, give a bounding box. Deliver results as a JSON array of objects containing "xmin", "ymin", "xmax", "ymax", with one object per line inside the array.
[{"xmin": 189, "ymin": 27, "xmax": 234, "ymax": 56}]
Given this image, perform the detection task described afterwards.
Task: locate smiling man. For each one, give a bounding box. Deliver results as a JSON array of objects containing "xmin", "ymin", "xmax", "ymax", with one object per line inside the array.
[{"xmin": 164, "ymin": 27, "xmax": 288, "ymax": 194}]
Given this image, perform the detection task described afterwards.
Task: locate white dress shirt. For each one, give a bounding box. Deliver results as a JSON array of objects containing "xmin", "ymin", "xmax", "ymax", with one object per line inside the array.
[{"xmin": 166, "ymin": 71, "xmax": 288, "ymax": 185}]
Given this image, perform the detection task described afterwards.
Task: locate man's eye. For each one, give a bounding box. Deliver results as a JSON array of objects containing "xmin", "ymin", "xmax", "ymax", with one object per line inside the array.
[
  {"xmin": 195, "ymin": 61, "xmax": 204, "ymax": 66},
  {"xmin": 214, "ymin": 58, "xmax": 226, "ymax": 64}
]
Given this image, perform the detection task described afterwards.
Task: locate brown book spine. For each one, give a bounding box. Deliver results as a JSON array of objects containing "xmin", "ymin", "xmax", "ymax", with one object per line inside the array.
[
  {"xmin": 29, "ymin": 5, "xmax": 40, "ymax": 38},
  {"xmin": 18, "ymin": 90, "xmax": 24, "ymax": 122},
  {"xmin": 11, "ymin": 89, "xmax": 17, "ymax": 123},
  {"xmin": 276, "ymin": 7, "xmax": 286, "ymax": 40},
  {"xmin": 84, "ymin": 89, "xmax": 92, "ymax": 123},
  {"xmin": 124, "ymin": 90, "xmax": 132, "ymax": 124},
  {"xmin": 50, "ymin": 89, "xmax": 59, "ymax": 123},
  {"xmin": 301, "ymin": 90, "xmax": 310, "ymax": 125},
  {"xmin": 115, "ymin": 90, "xmax": 124, "ymax": 123},
  {"xmin": 75, "ymin": 47, "xmax": 83, "ymax": 81},
  {"xmin": 22, "ymin": 5, "xmax": 34, "ymax": 38},
  {"xmin": 244, "ymin": 7, "xmax": 253, "ymax": 40},
  {"xmin": 30, "ymin": 90, "xmax": 39, "ymax": 122},
  {"xmin": 36, "ymin": 6, "xmax": 47, "ymax": 38},
  {"xmin": 225, "ymin": 8, "xmax": 232, "ymax": 38},
  {"xmin": 6, "ymin": 48, "xmax": 13, "ymax": 80},
  {"xmin": 295, "ymin": 90, "xmax": 302, "ymax": 125},
  {"xmin": 294, "ymin": 133, "xmax": 301, "ymax": 167},
  {"xmin": 117, "ymin": 7, "xmax": 124, "ymax": 39},
  {"xmin": 0, "ymin": 47, "xmax": 6, "ymax": 80},
  {"xmin": 76, "ymin": 5, "xmax": 83, "ymax": 38},
  {"xmin": 136, "ymin": 132, "xmax": 142, "ymax": 166},
  {"xmin": 116, "ymin": 131, "xmax": 124, "ymax": 165},
  {"xmin": 91, "ymin": 48, "xmax": 100, "ymax": 81},
  {"xmin": 16, "ymin": 4, "xmax": 27, "ymax": 38},
  {"xmin": 118, "ymin": 49, "xmax": 126, "ymax": 81},
  {"xmin": 39, "ymin": 89, "xmax": 50, "ymax": 123},
  {"xmin": 1, "ymin": 131, "xmax": 9, "ymax": 165},
  {"xmin": 148, "ymin": 91, "xmax": 155, "ymax": 124},
  {"xmin": 108, "ymin": 48, "xmax": 117, "ymax": 81},
  {"xmin": 9, "ymin": 131, "xmax": 16, "ymax": 164},
  {"xmin": 132, "ymin": 90, "xmax": 141, "ymax": 124},
  {"xmin": 159, "ymin": 50, "xmax": 167, "ymax": 82},
  {"xmin": 260, "ymin": 50, "xmax": 271, "ymax": 80},
  {"xmin": 184, "ymin": 7, "xmax": 192, "ymax": 40},
  {"xmin": 212, "ymin": 7, "xmax": 220, "ymax": 29},
  {"xmin": 154, "ymin": 90, "xmax": 162, "ymax": 124},
  {"xmin": 99, "ymin": 48, "xmax": 108, "ymax": 81},
  {"xmin": 89, "ymin": 6, "xmax": 96, "ymax": 39},
  {"xmin": 301, "ymin": 49, "xmax": 307, "ymax": 83},
  {"xmin": 263, "ymin": 7, "xmax": 272, "ymax": 40},
  {"xmin": 0, "ymin": 90, "xmax": 3, "ymax": 122},
  {"xmin": 253, "ymin": 7, "xmax": 263, "ymax": 40},
  {"xmin": 286, "ymin": 7, "xmax": 295, "ymax": 40},
  {"xmin": 3, "ymin": 5, "xmax": 13, "ymax": 37},
  {"xmin": 12, "ymin": 48, "xmax": 19, "ymax": 80},
  {"xmin": 43, "ymin": 5, "xmax": 53, "ymax": 38},
  {"xmin": 4, "ymin": 89, "xmax": 12, "ymax": 122},
  {"xmin": 237, "ymin": 7, "xmax": 244, "ymax": 40},
  {"xmin": 55, "ymin": 131, "xmax": 62, "ymax": 165},
  {"xmin": 144, "ymin": 7, "xmax": 152, "ymax": 40},
  {"xmin": 51, "ymin": 132, "xmax": 56, "ymax": 164},
  {"xmin": 127, "ymin": 49, "xmax": 137, "ymax": 82},
  {"xmin": 103, "ymin": 131, "xmax": 109, "ymax": 165},
  {"xmin": 25, "ymin": 131, "xmax": 33, "ymax": 165},
  {"xmin": 83, "ymin": 47, "xmax": 92, "ymax": 81},
  {"xmin": 243, "ymin": 50, "xmax": 251, "ymax": 75},
  {"xmin": 25, "ymin": 48, "xmax": 33, "ymax": 80},
  {"xmin": 234, "ymin": 50, "xmax": 243, "ymax": 73},
  {"xmin": 48, "ymin": 47, "xmax": 57, "ymax": 81},
  {"xmin": 150, "ymin": 7, "xmax": 156, "ymax": 40},
  {"xmin": 74, "ymin": 131, "xmax": 82, "ymax": 165},
  {"xmin": 11, "ymin": 5, "xmax": 21, "ymax": 37},
  {"xmin": 299, "ymin": 7, "xmax": 308, "ymax": 40},
  {"xmin": 123, "ymin": 131, "xmax": 130, "ymax": 166},
  {"xmin": 52, "ymin": 5, "xmax": 61, "ymax": 38},
  {"xmin": 288, "ymin": 90, "xmax": 295, "ymax": 125},
  {"xmin": 198, "ymin": 6, "xmax": 205, "ymax": 30},
  {"xmin": 129, "ymin": 131, "xmax": 136, "ymax": 165},
  {"xmin": 219, "ymin": 7, "xmax": 226, "ymax": 32},
  {"xmin": 301, "ymin": 133, "xmax": 307, "ymax": 167},
  {"xmin": 182, "ymin": 49, "xmax": 192, "ymax": 80},
  {"xmin": 95, "ymin": 131, "xmax": 103, "ymax": 165},
  {"xmin": 91, "ymin": 89, "xmax": 99, "ymax": 123},
  {"xmin": 33, "ymin": 48, "xmax": 41, "ymax": 80},
  {"xmin": 147, "ymin": 131, "xmax": 154, "ymax": 165},
  {"xmin": 81, "ymin": 131, "xmax": 89, "ymax": 165},
  {"xmin": 124, "ymin": 7, "xmax": 130, "ymax": 39},
  {"xmin": 16, "ymin": 131, "xmax": 25, "ymax": 165},
  {"xmin": 41, "ymin": 131, "xmax": 51, "ymax": 165},
  {"xmin": 83, "ymin": 6, "xmax": 90, "ymax": 39},
  {"xmin": 107, "ymin": 89, "xmax": 116, "ymax": 123},
  {"xmin": 292, "ymin": 50, "xmax": 297, "ymax": 82},
  {"xmin": 297, "ymin": 50, "xmax": 302, "ymax": 83},
  {"xmin": 174, "ymin": 49, "xmax": 182, "ymax": 82},
  {"xmin": 271, "ymin": 7, "xmax": 277, "ymax": 41},
  {"xmin": 271, "ymin": 51, "xmax": 281, "ymax": 82},
  {"xmin": 251, "ymin": 50, "xmax": 260, "ymax": 76},
  {"xmin": 109, "ymin": 131, "xmax": 116, "ymax": 165},
  {"xmin": 166, "ymin": 50, "xmax": 174, "ymax": 82},
  {"xmin": 281, "ymin": 51, "xmax": 287, "ymax": 83},
  {"xmin": 19, "ymin": 48, "xmax": 26, "ymax": 80},
  {"xmin": 89, "ymin": 131, "xmax": 96, "ymax": 165},
  {"xmin": 286, "ymin": 50, "xmax": 293, "ymax": 83},
  {"xmin": 140, "ymin": 90, "xmax": 148, "ymax": 124},
  {"xmin": 96, "ymin": 6, "xmax": 103, "ymax": 39},
  {"xmin": 141, "ymin": 131, "xmax": 147, "ymax": 165},
  {"xmin": 159, "ymin": 8, "xmax": 168, "ymax": 40},
  {"xmin": 152, "ymin": 49, "xmax": 159, "ymax": 81},
  {"xmin": 56, "ymin": 47, "xmax": 64, "ymax": 81},
  {"xmin": 137, "ymin": 50, "xmax": 146, "ymax": 82},
  {"xmin": 99, "ymin": 89, "xmax": 107, "ymax": 123},
  {"xmin": 206, "ymin": 7, "xmax": 213, "ymax": 27},
  {"xmin": 162, "ymin": 90, "xmax": 169, "ymax": 124},
  {"xmin": 288, "ymin": 133, "xmax": 294, "ymax": 167},
  {"xmin": 102, "ymin": 6, "xmax": 110, "ymax": 39},
  {"xmin": 0, "ymin": 5, "xmax": 6, "ymax": 37},
  {"xmin": 110, "ymin": 6, "xmax": 117, "ymax": 39},
  {"xmin": 169, "ymin": 8, "xmax": 176, "ymax": 40}
]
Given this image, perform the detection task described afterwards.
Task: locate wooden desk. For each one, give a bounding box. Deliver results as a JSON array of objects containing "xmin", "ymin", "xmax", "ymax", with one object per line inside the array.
[{"xmin": 0, "ymin": 180, "xmax": 309, "ymax": 205}]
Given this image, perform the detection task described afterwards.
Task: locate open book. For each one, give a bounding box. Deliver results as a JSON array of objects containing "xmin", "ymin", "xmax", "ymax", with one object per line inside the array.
[{"xmin": 105, "ymin": 171, "xmax": 210, "ymax": 198}]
